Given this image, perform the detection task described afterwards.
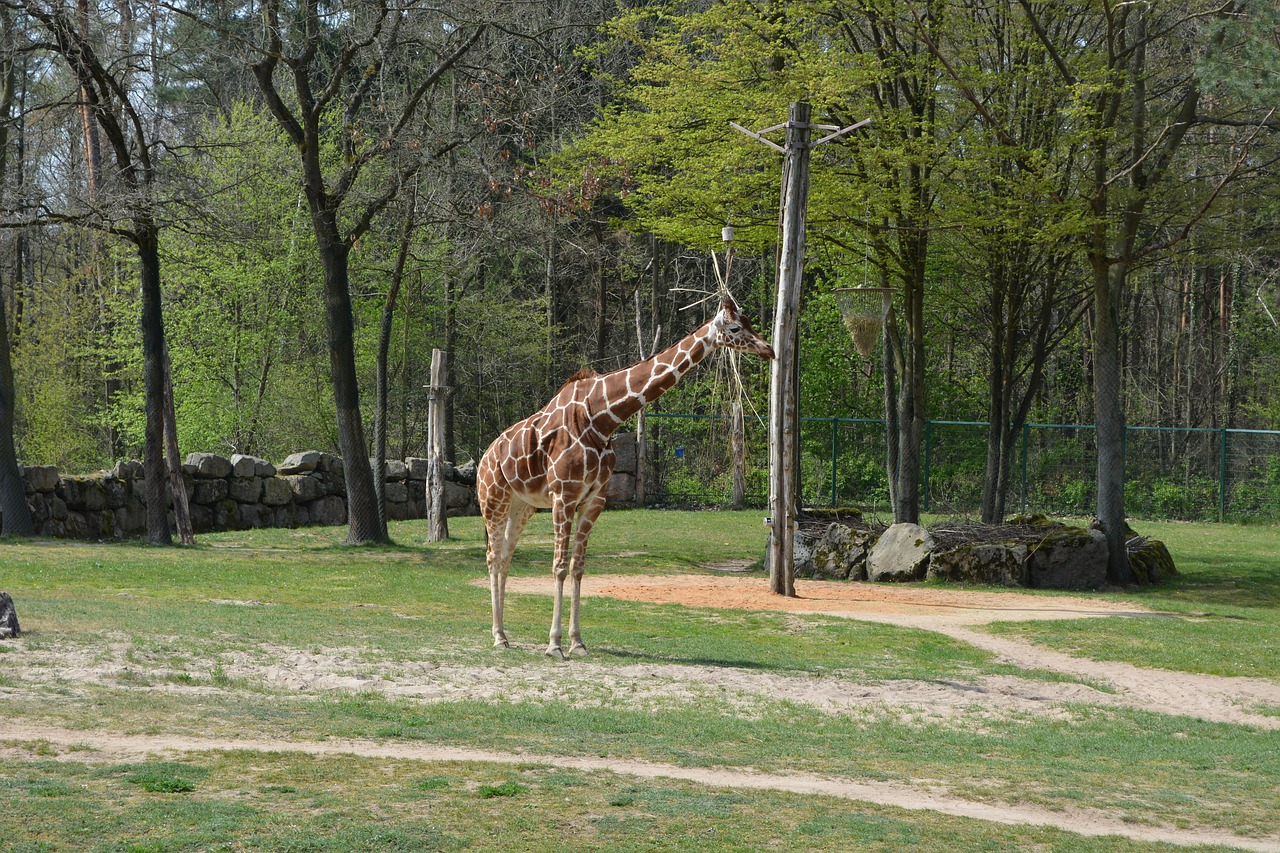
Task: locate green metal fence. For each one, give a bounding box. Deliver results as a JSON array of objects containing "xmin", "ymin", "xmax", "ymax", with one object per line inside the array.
[{"xmin": 642, "ymin": 413, "xmax": 1280, "ymax": 522}]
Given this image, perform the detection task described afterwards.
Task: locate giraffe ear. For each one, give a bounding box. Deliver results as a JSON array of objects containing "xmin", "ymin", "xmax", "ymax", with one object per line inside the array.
[{"xmin": 722, "ymin": 297, "xmax": 739, "ymax": 314}]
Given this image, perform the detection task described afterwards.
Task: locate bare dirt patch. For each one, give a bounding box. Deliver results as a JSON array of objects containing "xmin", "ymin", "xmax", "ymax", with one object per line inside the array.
[
  {"xmin": 501, "ymin": 574, "xmax": 1280, "ymax": 729},
  {"xmin": 503, "ymin": 573, "xmax": 1158, "ymax": 626}
]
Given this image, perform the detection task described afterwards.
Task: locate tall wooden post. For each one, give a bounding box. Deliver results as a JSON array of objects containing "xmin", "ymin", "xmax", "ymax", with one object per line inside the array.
[
  {"xmin": 426, "ymin": 348, "xmax": 450, "ymax": 542},
  {"xmin": 767, "ymin": 102, "xmax": 813, "ymax": 597},
  {"xmin": 732, "ymin": 106, "xmax": 869, "ymax": 597}
]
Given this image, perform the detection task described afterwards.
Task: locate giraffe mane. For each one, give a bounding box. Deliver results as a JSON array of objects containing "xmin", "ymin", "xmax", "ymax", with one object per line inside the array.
[{"xmin": 560, "ymin": 368, "xmax": 599, "ymax": 390}]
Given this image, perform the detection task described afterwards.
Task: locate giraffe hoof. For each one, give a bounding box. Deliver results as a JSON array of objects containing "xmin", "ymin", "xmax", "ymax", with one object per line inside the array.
[
  {"xmin": 494, "ymin": 638, "xmax": 510, "ymax": 649},
  {"xmin": 570, "ymin": 643, "xmax": 589, "ymax": 657},
  {"xmin": 545, "ymin": 646, "xmax": 565, "ymax": 660}
]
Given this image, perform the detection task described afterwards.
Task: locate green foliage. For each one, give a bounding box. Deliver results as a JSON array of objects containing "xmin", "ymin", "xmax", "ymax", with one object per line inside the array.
[{"xmin": 164, "ymin": 104, "xmax": 330, "ymax": 459}]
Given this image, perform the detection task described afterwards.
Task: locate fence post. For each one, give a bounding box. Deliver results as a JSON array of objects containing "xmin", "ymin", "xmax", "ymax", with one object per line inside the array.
[
  {"xmin": 1219, "ymin": 428, "xmax": 1228, "ymax": 523},
  {"xmin": 830, "ymin": 418, "xmax": 839, "ymax": 507}
]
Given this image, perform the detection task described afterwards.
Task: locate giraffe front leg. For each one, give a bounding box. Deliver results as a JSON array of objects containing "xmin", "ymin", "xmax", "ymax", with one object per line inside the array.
[
  {"xmin": 568, "ymin": 492, "xmax": 607, "ymax": 656},
  {"xmin": 547, "ymin": 497, "xmax": 575, "ymax": 660},
  {"xmin": 489, "ymin": 568, "xmax": 509, "ymax": 648}
]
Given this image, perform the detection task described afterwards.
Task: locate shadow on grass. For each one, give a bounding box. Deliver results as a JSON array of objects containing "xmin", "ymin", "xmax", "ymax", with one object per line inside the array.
[{"xmin": 594, "ymin": 646, "xmax": 823, "ymax": 674}]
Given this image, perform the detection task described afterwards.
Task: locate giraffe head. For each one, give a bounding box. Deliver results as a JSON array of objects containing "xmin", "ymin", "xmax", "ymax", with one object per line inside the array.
[{"xmin": 711, "ymin": 298, "xmax": 775, "ymax": 359}]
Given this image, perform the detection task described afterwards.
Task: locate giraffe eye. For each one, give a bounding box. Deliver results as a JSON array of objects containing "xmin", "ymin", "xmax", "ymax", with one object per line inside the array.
[{"xmin": 728, "ymin": 324, "xmax": 742, "ymax": 333}]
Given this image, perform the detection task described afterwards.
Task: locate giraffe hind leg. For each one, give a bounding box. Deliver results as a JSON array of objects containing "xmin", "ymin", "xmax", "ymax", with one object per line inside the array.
[
  {"xmin": 568, "ymin": 491, "xmax": 607, "ymax": 656},
  {"xmin": 488, "ymin": 498, "xmax": 535, "ymax": 649},
  {"xmin": 547, "ymin": 496, "xmax": 576, "ymax": 660}
]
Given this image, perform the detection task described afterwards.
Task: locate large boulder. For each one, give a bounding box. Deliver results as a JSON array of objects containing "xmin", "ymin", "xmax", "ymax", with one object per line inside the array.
[
  {"xmin": 867, "ymin": 522, "xmax": 934, "ymax": 582},
  {"xmin": 1128, "ymin": 537, "xmax": 1178, "ymax": 584},
  {"xmin": 186, "ymin": 452, "xmax": 233, "ymax": 479},
  {"xmin": 193, "ymin": 478, "xmax": 230, "ymax": 505},
  {"xmin": 284, "ymin": 474, "xmax": 325, "ymax": 503},
  {"xmin": 230, "ymin": 454, "xmax": 259, "ymax": 479},
  {"xmin": 228, "ymin": 476, "xmax": 263, "ymax": 504},
  {"xmin": 261, "ymin": 477, "xmax": 294, "ymax": 507},
  {"xmin": 928, "ymin": 542, "xmax": 1029, "ymax": 586},
  {"xmin": 278, "ymin": 451, "xmax": 323, "ymax": 475},
  {"xmin": 0, "ymin": 592, "xmax": 19, "ymax": 639},
  {"xmin": 405, "ymin": 457, "xmax": 430, "ymax": 481},
  {"xmin": 22, "ymin": 465, "xmax": 60, "ymax": 493},
  {"xmin": 606, "ymin": 472, "xmax": 636, "ymax": 505},
  {"xmin": 1027, "ymin": 528, "xmax": 1108, "ymax": 590},
  {"xmin": 109, "ymin": 460, "xmax": 144, "ymax": 480},
  {"xmin": 795, "ymin": 523, "xmax": 875, "ymax": 581},
  {"xmin": 308, "ymin": 495, "xmax": 347, "ymax": 526},
  {"xmin": 453, "ymin": 459, "xmax": 478, "ymax": 487},
  {"xmin": 611, "ymin": 432, "xmax": 638, "ymax": 475},
  {"xmin": 60, "ymin": 476, "xmax": 107, "ymax": 512},
  {"xmin": 445, "ymin": 480, "xmax": 475, "ymax": 510}
]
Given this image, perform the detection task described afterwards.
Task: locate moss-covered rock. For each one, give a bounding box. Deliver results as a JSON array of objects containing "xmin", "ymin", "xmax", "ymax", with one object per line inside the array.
[
  {"xmin": 928, "ymin": 542, "xmax": 1029, "ymax": 586},
  {"xmin": 1127, "ymin": 537, "xmax": 1178, "ymax": 583}
]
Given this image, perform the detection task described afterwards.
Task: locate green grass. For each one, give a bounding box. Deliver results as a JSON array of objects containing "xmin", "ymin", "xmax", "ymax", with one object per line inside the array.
[
  {"xmin": 0, "ymin": 749, "xmax": 1235, "ymax": 852},
  {"xmin": 982, "ymin": 520, "xmax": 1280, "ymax": 677},
  {"xmin": 1, "ymin": 511, "xmax": 1278, "ymax": 844}
]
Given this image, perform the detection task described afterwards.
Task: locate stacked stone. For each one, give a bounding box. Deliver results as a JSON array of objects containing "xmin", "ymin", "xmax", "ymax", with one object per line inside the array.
[
  {"xmin": 16, "ymin": 449, "xmax": 485, "ymax": 540},
  {"xmin": 394, "ymin": 457, "xmax": 478, "ymax": 519},
  {"xmin": 605, "ymin": 432, "xmax": 638, "ymax": 506},
  {"xmin": 20, "ymin": 461, "xmax": 147, "ymax": 539}
]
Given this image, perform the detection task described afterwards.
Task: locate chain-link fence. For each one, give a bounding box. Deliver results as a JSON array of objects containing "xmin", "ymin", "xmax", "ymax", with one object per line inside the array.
[{"xmin": 642, "ymin": 413, "xmax": 1280, "ymax": 522}]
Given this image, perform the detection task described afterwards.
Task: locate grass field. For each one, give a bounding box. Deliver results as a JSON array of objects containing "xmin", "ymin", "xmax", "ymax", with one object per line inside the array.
[{"xmin": 1, "ymin": 511, "xmax": 1278, "ymax": 851}]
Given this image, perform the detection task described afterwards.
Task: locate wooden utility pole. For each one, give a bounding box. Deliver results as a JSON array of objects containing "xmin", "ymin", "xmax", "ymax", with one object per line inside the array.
[
  {"xmin": 426, "ymin": 348, "xmax": 450, "ymax": 542},
  {"xmin": 733, "ymin": 103, "xmax": 869, "ymax": 597}
]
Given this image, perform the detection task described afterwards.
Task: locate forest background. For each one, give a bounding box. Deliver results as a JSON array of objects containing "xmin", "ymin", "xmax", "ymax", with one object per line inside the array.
[{"xmin": 1, "ymin": 1, "xmax": 1279, "ymax": 556}]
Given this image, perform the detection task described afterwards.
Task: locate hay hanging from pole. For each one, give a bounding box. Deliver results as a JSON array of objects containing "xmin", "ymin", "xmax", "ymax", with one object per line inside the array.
[
  {"xmin": 834, "ymin": 286, "xmax": 894, "ymax": 358},
  {"xmin": 843, "ymin": 313, "xmax": 883, "ymax": 357}
]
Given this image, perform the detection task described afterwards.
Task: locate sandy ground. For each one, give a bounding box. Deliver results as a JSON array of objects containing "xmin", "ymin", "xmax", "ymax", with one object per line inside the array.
[
  {"xmin": 504, "ymin": 573, "xmax": 1280, "ymax": 729},
  {"xmin": 4, "ymin": 573, "xmax": 1280, "ymax": 851}
]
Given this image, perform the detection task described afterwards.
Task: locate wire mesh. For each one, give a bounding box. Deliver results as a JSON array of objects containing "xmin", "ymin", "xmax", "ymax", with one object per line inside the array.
[{"xmin": 640, "ymin": 414, "xmax": 1280, "ymax": 522}]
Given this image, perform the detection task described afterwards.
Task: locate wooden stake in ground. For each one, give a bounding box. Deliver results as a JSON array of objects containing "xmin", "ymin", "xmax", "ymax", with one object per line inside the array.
[{"xmin": 426, "ymin": 349, "xmax": 450, "ymax": 542}]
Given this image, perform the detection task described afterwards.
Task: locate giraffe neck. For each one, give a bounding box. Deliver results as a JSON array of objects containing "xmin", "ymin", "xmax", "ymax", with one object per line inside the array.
[{"xmin": 593, "ymin": 321, "xmax": 715, "ymax": 431}]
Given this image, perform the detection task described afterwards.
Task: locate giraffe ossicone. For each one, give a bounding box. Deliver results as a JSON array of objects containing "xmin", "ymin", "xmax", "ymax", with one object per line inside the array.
[{"xmin": 476, "ymin": 298, "xmax": 775, "ymax": 658}]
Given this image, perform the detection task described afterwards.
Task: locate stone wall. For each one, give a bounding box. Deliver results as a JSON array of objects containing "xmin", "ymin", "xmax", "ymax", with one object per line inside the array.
[
  {"xmin": 10, "ymin": 431, "xmax": 641, "ymax": 540},
  {"xmin": 15, "ymin": 451, "xmax": 479, "ymax": 540}
]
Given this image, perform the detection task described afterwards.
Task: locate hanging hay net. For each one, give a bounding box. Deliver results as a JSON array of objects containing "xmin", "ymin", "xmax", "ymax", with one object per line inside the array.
[{"xmin": 834, "ymin": 287, "xmax": 893, "ymax": 357}]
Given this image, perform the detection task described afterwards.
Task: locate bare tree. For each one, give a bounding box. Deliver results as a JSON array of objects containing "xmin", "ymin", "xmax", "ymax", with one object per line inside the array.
[
  {"xmin": 238, "ymin": 0, "xmax": 484, "ymax": 544},
  {"xmin": 12, "ymin": 0, "xmax": 179, "ymax": 544}
]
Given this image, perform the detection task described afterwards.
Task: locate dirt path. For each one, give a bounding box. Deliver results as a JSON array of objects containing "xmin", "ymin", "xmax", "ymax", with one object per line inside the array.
[
  {"xmin": 2, "ymin": 722, "xmax": 1277, "ymax": 852},
  {"xmin": 503, "ymin": 574, "xmax": 1280, "ymax": 729}
]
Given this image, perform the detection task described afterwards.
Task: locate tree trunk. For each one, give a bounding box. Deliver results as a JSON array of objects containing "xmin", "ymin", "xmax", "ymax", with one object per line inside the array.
[
  {"xmin": 1093, "ymin": 260, "xmax": 1135, "ymax": 583},
  {"xmin": 883, "ymin": 303, "xmax": 901, "ymax": 514},
  {"xmin": 0, "ymin": 15, "xmax": 32, "ymax": 537},
  {"xmin": 893, "ymin": 230, "xmax": 927, "ymax": 525},
  {"xmin": 315, "ymin": 218, "xmax": 385, "ymax": 545},
  {"xmin": 162, "ymin": 343, "xmax": 194, "ymax": 545},
  {"xmin": 374, "ymin": 212, "xmax": 413, "ymax": 540},
  {"xmin": 138, "ymin": 228, "xmax": 171, "ymax": 546},
  {"xmin": 0, "ymin": 278, "xmax": 32, "ymax": 536}
]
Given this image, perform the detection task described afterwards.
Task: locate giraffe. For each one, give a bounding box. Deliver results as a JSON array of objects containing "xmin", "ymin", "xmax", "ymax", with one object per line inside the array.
[{"xmin": 477, "ymin": 297, "xmax": 775, "ymax": 658}]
